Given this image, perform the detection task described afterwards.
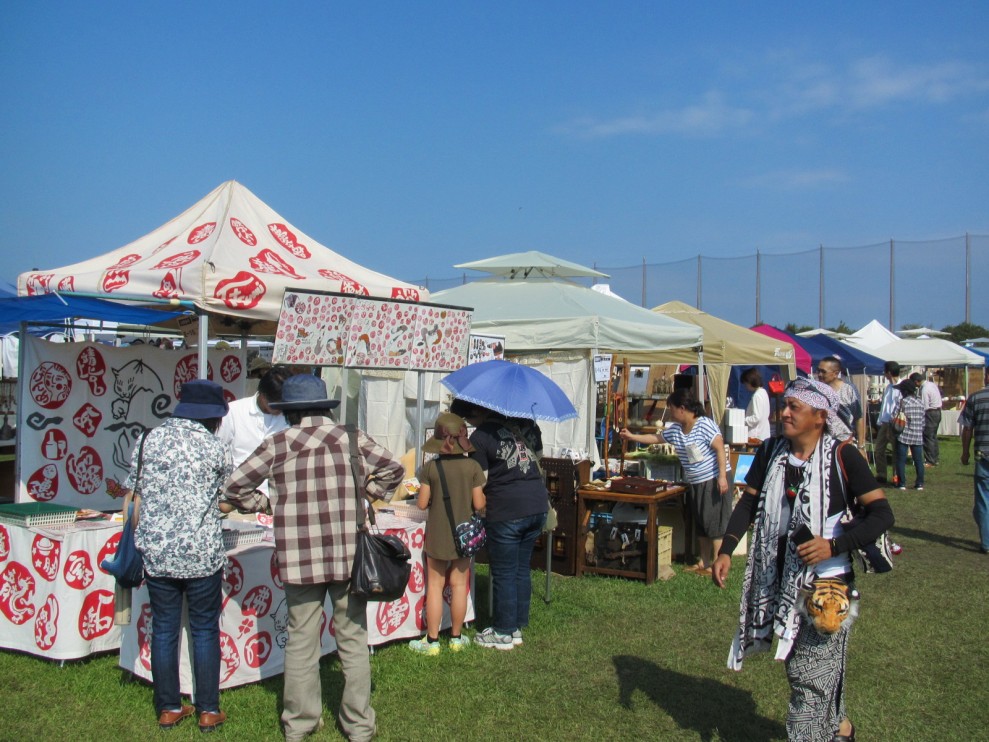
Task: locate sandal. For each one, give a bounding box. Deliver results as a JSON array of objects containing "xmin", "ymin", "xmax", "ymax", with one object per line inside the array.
[{"xmin": 833, "ymin": 721, "xmax": 855, "ymax": 741}]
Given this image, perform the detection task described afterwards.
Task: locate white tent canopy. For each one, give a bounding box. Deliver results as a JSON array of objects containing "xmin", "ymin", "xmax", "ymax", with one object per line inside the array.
[
  {"xmin": 434, "ymin": 279, "xmax": 702, "ymax": 353},
  {"xmin": 844, "ymin": 320, "xmax": 899, "ymax": 350},
  {"xmin": 455, "ymin": 251, "xmax": 608, "ymax": 279},
  {"xmin": 866, "ymin": 337, "xmax": 985, "ymax": 367},
  {"xmin": 431, "ymin": 279, "xmax": 702, "ymax": 463},
  {"xmin": 17, "ymin": 181, "xmax": 428, "ymax": 333},
  {"xmin": 845, "ymin": 320, "xmax": 983, "ymax": 367}
]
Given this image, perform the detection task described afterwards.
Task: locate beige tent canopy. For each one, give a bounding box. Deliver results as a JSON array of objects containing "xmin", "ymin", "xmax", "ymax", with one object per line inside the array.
[{"xmin": 623, "ymin": 300, "xmax": 798, "ymax": 424}]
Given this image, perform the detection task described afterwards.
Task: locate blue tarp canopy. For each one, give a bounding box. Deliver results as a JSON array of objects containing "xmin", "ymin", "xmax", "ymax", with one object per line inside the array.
[
  {"xmin": 791, "ymin": 333, "xmax": 887, "ymax": 375},
  {"xmin": 0, "ymin": 294, "xmax": 185, "ymax": 334}
]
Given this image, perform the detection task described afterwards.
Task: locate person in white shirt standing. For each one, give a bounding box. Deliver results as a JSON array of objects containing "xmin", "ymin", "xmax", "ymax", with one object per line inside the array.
[
  {"xmin": 911, "ymin": 372, "xmax": 942, "ymax": 467},
  {"xmin": 741, "ymin": 368, "xmax": 771, "ymax": 443},
  {"xmin": 217, "ymin": 365, "xmax": 292, "ymax": 498},
  {"xmin": 873, "ymin": 361, "xmax": 902, "ymax": 485}
]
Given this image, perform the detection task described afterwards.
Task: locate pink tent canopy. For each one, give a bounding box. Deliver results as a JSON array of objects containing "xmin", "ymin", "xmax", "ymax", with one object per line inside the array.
[{"xmin": 751, "ymin": 324, "xmax": 813, "ymax": 374}]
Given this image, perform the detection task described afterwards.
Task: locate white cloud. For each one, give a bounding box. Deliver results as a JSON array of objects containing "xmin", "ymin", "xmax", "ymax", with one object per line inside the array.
[
  {"xmin": 558, "ymin": 54, "xmax": 989, "ymax": 140},
  {"xmin": 557, "ymin": 91, "xmax": 753, "ymax": 139}
]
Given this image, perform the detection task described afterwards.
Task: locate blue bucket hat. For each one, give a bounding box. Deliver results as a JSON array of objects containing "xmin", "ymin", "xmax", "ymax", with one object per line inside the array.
[
  {"xmin": 173, "ymin": 380, "xmax": 229, "ymax": 419},
  {"xmin": 268, "ymin": 374, "xmax": 339, "ymax": 411}
]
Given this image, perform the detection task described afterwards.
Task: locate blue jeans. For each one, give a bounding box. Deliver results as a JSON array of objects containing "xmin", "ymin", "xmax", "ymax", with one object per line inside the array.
[
  {"xmin": 485, "ymin": 513, "xmax": 546, "ymax": 635},
  {"xmin": 146, "ymin": 570, "xmax": 223, "ymax": 715},
  {"xmin": 895, "ymin": 442, "xmax": 924, "ymax": 488},
  {"xmin": 974, "ymin": 457, "xmax": 989, "ymax": 550}
]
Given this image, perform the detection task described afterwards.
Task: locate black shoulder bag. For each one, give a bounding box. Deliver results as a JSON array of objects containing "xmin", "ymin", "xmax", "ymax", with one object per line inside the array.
[
  {"xmin": 436, "ymin": 459, "xmax": 486, "ymax": 558},
  {"xmin": 346, "ymin": 425, "xmax": 412, "ymax": 601}
]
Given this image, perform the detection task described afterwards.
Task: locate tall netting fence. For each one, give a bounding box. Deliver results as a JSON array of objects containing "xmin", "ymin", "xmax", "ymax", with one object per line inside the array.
[{"xmin": 407, "ymin": 234, "xmax": 988, "ymax": 330}]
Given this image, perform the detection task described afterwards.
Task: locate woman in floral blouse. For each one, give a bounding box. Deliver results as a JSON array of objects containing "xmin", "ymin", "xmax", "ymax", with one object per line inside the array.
[{"xmin": 128, "ymin": 380, "xmax": 232, "ymax": 732}]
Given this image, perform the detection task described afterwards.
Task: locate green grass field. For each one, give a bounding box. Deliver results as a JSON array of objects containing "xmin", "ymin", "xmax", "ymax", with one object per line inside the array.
[{"xmin": 2, "ymin": 438, "xmax": 986, "ymax": 741}]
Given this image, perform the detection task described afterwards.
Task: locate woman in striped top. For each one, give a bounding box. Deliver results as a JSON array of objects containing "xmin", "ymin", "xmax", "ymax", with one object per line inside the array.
[{"xmin": 621, "ymin": 389, "xmax": 729, "ymax": 575}]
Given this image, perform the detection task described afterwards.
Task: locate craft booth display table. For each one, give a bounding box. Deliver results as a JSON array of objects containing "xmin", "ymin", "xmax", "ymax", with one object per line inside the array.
[
  {"xmin": 118, "ymin": 513, "xmax": 473, "ymax": 692},
  {"xmin": 0, "ymin": 514, "xmax": 471, "ymax": 692},
  {"xmin": 575, "ymin": 483, "xmax": 687, "ymax": 585},
  {"xmin": 0, "ymin": 519, "xmax": 123, "ymax": 660}
]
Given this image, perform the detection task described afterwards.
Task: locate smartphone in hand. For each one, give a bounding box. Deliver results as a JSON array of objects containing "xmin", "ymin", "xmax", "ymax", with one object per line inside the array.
[{"xmin": 791, "ymin": 524, "xmax": 814, "ymax": 545}]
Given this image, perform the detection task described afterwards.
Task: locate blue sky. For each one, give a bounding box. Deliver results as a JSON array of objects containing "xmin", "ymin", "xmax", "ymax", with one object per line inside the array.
[{"xmin": 2, "ymin": 2, "xmax": 987, "ymax": 328}]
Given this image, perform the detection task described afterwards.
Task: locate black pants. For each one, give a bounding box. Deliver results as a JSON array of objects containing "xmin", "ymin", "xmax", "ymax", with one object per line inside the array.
[{"xmin": 923, "ymin": 408, "xmax": 941, "ymax": 465}]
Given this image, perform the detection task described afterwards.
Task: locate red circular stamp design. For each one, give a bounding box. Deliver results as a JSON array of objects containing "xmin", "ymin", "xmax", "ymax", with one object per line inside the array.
[
  {"xmin": 31, "ymin": 534, "xmax": 61, "ymax": 582},
  {"xmin": 29, "ymin": 362, "xmax": 72, "ymax": 409},
  {"xmin": 34, "ymin": 595, "xmax": 59, "ymax": 650}
]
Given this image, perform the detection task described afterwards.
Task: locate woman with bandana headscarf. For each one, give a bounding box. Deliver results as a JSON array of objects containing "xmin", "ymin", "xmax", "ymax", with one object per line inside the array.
[
  {"xmin": 410, "ymin": 412, "xmax": 487, "ymax": 654},
  {"xmin": 712, "ymin": 378, "xmax": 894, "ymax": 742}
]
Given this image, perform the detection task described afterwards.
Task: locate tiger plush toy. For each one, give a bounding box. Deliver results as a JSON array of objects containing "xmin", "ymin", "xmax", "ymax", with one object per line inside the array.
[{"xmin": 798, "ymin": 578, "xmax": 860, "ymax": 634}]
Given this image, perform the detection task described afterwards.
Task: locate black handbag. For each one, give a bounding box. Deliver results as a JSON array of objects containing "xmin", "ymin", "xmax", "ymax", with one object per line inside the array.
[
  {"xmin": 346, "ymin": 426, "xmax": 412, "ymax": 601},
  {"xmin": 101, "ymin": 435, "xmax": 147, "ymax": 588}
]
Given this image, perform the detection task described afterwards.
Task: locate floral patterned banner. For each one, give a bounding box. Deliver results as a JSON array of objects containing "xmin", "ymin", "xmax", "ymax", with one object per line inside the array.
[
  {"xmin": 272, "ymin": 290, "xmax": 471, "ymax": 372},
  {"xmin": 19, "ymin": 337, "xmax": 246, "ymax": 509}
]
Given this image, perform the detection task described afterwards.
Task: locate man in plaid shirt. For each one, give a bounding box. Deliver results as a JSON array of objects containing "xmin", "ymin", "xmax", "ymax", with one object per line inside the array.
[
  {"xmin": 961, "ymin": 368, "xmax": 989, "ymax": 555},
  {"xmin": 222, "ymin": 374, "xmax": 402, "ymax": 742}
]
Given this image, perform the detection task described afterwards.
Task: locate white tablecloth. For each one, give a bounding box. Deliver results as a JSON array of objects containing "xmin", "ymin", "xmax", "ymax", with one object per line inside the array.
[
  {"xmin": 119, "ymin": 517, "xmax": 473, "ymax": 692},
  {"xmin": 0, "ymin": 520, "xmax": 123, "ymax": 660},
  {"xmin": 939, "ymin": 409, "xmax": 961, "ymax": 436}
]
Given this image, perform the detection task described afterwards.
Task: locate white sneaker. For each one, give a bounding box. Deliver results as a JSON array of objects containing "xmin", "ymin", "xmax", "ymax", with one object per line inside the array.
[
  {"xmin": 511, "ymin": 630, "xmax": 523, "ymax": 646},
  {"xmin": 474, "ymin": 627, "xmax": 514, "ymax": 650}
]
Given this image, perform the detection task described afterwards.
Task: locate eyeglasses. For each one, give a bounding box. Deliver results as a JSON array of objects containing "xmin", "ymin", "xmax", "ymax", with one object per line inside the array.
[{"xmin": 815, "ymin": 367, "xmax": 837, "ymax": 376}]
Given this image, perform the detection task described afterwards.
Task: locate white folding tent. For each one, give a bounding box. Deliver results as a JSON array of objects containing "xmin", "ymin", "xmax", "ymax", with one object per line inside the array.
[
  {"xmin": 17, "ymin": 181, "xmax": 428, "ymax": 334},
  {"xmin": 420, "ymin": 279, "xmax": 702, "ymax": 464}
]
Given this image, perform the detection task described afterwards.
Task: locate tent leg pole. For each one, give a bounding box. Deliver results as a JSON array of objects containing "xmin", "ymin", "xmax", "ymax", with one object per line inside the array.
[
  {"xmin": 197, "ymin": 312, "xmax": 208, "ymax": 379},
  {"xmin": 415, "ymin": 372, "xmax": 425, "ymax": 475},
  {"xmin": 545, "ymin": 530, "xmax": 552, "ymax": 604}
]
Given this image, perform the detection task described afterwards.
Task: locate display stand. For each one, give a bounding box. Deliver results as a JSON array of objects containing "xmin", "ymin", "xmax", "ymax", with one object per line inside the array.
[
  {"xmin": 531, "ymin": 457, "xmax": 592, "ymax": 576},
  {"xmin": 575, "ymin": 485, "xmax": 687, "ymax": 584}
]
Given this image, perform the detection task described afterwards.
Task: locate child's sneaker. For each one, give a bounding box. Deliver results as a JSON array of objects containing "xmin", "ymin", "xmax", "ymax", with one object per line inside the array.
[
  {"xmin": 474, "ymin": 627, "xmax": 514, "ymax": 650},
  {"xmin": 512, "ymin": 630, "xmax": 523, "ymax": 646},
  {"xmin": 408, "ymin": 637, "xmax": 440, "ymax": 656},
  {"xmin": 448, "ymin": 635, "xmax": 471, "ymax": 652}
]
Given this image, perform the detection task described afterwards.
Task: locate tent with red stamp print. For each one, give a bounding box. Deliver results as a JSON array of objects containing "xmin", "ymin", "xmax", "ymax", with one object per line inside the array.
[{"xmin": 16, "ymin": 181, "xmax": 429, "ymax": 334}]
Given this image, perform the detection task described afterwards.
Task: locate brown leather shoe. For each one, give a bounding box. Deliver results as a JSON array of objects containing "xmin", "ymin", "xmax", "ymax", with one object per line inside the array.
[
  {"xmin": 158, "ymin": 705, "xmax": 195, "ymax": 729},
  {"xmin": 198, "ymin": 710, "xmax": 226, "ymax": 732}
]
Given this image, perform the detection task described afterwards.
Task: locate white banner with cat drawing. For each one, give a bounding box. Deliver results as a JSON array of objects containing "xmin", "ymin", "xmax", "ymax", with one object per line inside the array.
[{"xmin": 18, "ymin": 337, "xmax": 246, "ymax": 509}]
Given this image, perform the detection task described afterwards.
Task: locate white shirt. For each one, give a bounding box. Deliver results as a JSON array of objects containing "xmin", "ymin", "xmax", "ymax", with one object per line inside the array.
[
  {"xmin": 877, "ymin": 380, "xmax": 902, "ymax": 424},
  {"xmin": 216, "ymin": 394, "xmax": 289, "ymax": 495},
  {"xmin": 744, "ymin": 387, "xmax": 771, "ymax": 441},
  {"xmin": 921, "ymin": 380, "xmax": 942, "ymax": 411}
]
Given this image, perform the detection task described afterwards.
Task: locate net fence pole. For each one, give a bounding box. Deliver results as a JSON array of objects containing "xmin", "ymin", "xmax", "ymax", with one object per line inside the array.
[
  {"xmin": 966, "ymin": 232, "xmax": 971, "ymax": 324},
  {"xmin": 641, "ymin": 257, "xmax": 646, "ymax": 308},
  {"xmin": 755, "ymin": 249, "xmax": 761, "ymax": 326},
  {"xmin": 697, "ymin": 255, "xmax": 702, "ymax": 309},
  {"xmin": 889, "ymin": 238, "xmax": 895, "ymax": 330}
]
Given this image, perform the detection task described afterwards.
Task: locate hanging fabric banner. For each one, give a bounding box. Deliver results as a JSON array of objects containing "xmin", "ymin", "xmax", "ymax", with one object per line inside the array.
[
  {"xmin": 18, "ymin": 337, "xmax": 246, "ymax": 509},
  {"xmin": 272, "ymin": 290, "xmax": 471, "ymax": 371}
]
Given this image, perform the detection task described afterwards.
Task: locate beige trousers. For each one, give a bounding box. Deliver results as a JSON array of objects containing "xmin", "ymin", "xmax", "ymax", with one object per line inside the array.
[{"xmin": 281, "ymin": 581, "xmax": 375, "ymax": 742}]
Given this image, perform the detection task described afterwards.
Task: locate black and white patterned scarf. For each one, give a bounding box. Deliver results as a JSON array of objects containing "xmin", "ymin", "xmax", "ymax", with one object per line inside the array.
[{"xmin": 728, "ymin": 433, "xmax": 839, "ymax": 669}]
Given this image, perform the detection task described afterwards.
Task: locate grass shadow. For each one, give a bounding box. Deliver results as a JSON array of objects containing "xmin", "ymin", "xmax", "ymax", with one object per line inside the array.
[
  {"xmin": 891, "ymin": 525, "xmax": 982, "ymax": 553},
  {"xmin": 613, "ymin": 655, "xmax": 785, "ymax": 742}
]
